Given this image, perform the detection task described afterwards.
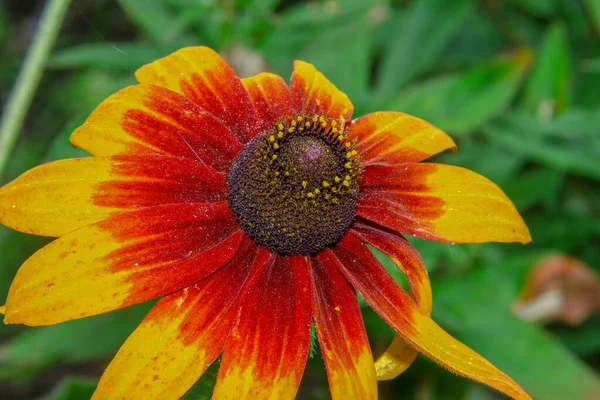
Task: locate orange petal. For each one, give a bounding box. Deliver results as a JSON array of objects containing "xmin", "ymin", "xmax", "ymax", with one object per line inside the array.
[
  {"xmin": 290, "ymin": 61, "xmax": 353, "ymax": 125},
  {"xmin": 351, "ymin": 222, "xmax": 432, "ymax": 380},
  {"xmin": 135, "ymin": 46, "xmax": 267, "ymax": 143},
  {"xmin": 0, "ymin": 305, "xmax": 5, "ymax": 315},
  {"xmin": 358, "ymin": 163, "xmax": 531, "ymax": 244},
  {"xmin": 242, "ymin": 72, "xmax": 294, "ymax": 128},
  {"xmin": 327, "ymin": 233, "xmax": 531, "ymax": 400},
  {"xmin": 310, "ymin": 253, "xmax": 377, "ymax": 400},
  {"xmin": 0, "ymin": 155, "xmax": 226, "ymax": 237},
  {"xmin": 4, "ymin": 202, "xmax": 243, "ymax": 326},
  {"xmin": 213, "ymin": 255, "xmax": 312, "ymax": 399},
  {"xmin": 351, "ymin": 112, "xmax": 456, "ymax": 165},
  {"xmin": 70, "ymin": 84, "xmax": 242, "ymax": 172},
  {"xmin": 93, "ymin": 238, "xmax": 266, "ymax": 400}
]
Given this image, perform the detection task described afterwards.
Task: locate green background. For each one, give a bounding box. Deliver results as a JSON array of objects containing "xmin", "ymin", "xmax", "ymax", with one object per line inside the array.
[{"xmin": 1, "ymin": 0, "xmax": 599, "ymax": 399}]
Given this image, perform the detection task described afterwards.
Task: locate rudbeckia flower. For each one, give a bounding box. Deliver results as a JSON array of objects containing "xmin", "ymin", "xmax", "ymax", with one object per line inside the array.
[{"xmin": 0, "ymin": 47, "xmax": 531, "ymax": 400}]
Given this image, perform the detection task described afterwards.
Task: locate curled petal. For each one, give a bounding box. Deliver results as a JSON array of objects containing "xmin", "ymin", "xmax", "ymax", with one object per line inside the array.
[
  {"xmin": 310, "ymin": 253, "xmax": 377, "ymax": 400},
  {"xmin": 351, "ymin": 222, "xmax": 432, "ymax": 380},
  {"xmin": 290, "ymin": 61, "xmax": 353, "ymax": 125},
  {"xmin": 242, "ymin": 73, "xmax": 294, "ymax": 128},
  {"xmin": 358, "ymin": 163, "xmax": 531, "ymax": 244},
  {"xmin": 135, "ymin": 46, "xmax": 267, "ymax": 143},
  {"xmin": 213, "ymin": 255, "xmax": 312, "ymax": 399},
  {"xmin": 70, "ymin": 84, "xmax": 242, "ymax": 172},
  {"xmin": 351, "ymin": 111, "xmax": 456, "ymax": 165},
  {"xmin": 93, "ymin": 238, "xmax": 264, "ymax": 400},
  {"xmin": 0, "ymin": 155, "xmax": 226, "ymax": 237},
  {"xmin": 326, "ymin": 233, "xmax": 531, "ymax": 400},
  {"xmin": 4, "ymin": 203, "xmax": 243, "ymax": 326}
]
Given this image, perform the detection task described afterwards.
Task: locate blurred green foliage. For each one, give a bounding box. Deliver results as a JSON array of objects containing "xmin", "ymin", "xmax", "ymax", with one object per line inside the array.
[{"xmin": 1, "ymin": 0, "xmax": 599, "ymax": 399}]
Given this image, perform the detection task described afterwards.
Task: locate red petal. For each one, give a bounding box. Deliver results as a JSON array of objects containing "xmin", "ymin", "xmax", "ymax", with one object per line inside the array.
[
  {"xmin": 242, "ymin": 72, "xmax": 294, "ymax": 128},
  {"xmin": 325, "ymin": 233, "xmax": 531, "ymax": 400},
  {"xmin": 135, "ymin": 47, "xmax": 267, "ymax": 143},
  {"xmin": 4, "ymin": 203, "xmax": 243, "ymax": 326},
  {"xmin": 351, "ymin": 111, "xmax": 456, "ymax": 165},
  {"xmin": 93, "ymin": 237, "xmax": 264, "ymax": 399},
  {"xmin": 70, "ymin": 84, "xmax": 242, "ymax": 172},
  {"xmin": 213, "ymin": 255, "xmax": 312, "ymax": 399},
  {"xmin": 290, "ymin": 61, "xmax": 353, "ymax": 125},
  {"xmin": 310, "ymin": 253, "xmax": 377, "ymax": 399},
  {"xmin": 357, "ymin": 163, "xmax": 531, "ymax": 244}
]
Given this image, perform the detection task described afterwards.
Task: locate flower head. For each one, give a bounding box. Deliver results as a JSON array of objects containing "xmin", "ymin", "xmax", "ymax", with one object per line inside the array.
[{"xmin": 0, "ymin": 47, "xmax": 531, "ymax": 399}]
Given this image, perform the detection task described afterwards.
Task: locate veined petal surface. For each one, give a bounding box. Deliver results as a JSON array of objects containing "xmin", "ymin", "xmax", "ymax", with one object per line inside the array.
[
  {"xmin": 213, "ymin": 255, "xmax": 312, "ymax": 400},
  {"xmin": 351, "ymin": 112, "xmax": 456, "ymax": 165},
  {"xmin": 93, "ymin": 238, "xmax": 264, "ymax": 400},
  {"xmin": 310, "ymin": 253, "xmax": 377, "ymax": 400},
  {"xmin": 242, "ymin": 73, "xmax": 294, "ymax": 128},
  {"xmin": 70, "ymin": 84, "xmax": 242, "ymax": 172},
  {"xmin": 326, "ymin": 233, "xmax": 531, "ymax": 400},
  {"xmin": 0, "ymin": 155, "xmax": 226, "ymax": 236},
  {"xmin": 290, "ymin": 61, "xmax": 353, "ymax": 126},
  {"xmin": 358, "ymin": 163, "xmax": 531, "ymax": 244},
  {"xmin": 4, "ymin": 202, "xmax": 243, "ymax": 326},
  {"xmin": 135, "ymin": 46, "xmax": 267, "ymax": 143}
]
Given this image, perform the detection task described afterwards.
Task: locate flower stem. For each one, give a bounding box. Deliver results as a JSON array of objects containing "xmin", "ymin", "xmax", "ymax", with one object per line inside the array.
[{"xmin": 0, "ymin": 0, "xmax": 71, "ymax": 176}]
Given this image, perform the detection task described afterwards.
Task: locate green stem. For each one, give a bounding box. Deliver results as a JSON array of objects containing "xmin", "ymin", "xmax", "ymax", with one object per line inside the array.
[{"xmin": 0, "ymin": 0, "xmax": 71, "ymax": 176}]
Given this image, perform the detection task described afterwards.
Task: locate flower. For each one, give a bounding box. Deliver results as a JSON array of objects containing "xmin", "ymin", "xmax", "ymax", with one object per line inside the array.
[{"xmin": 0, "ymin": 47, "xmax": 531, "ymax": 399}]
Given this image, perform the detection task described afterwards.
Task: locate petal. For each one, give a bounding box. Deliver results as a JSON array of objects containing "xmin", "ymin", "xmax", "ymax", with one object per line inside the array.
[
  {"xmin": 351, "ymin": 222, "xmax": 432, "ymax": 380},
  {"xmin": 357, "ymin": 163, "xmax": 531, "ymax": 244},
  {"xmin": 135, "ymin": 46, "xmax": 267, "ymax": 143},
  {"xmin": 0, "ymin": 155, "xmax": 226, "ymax": 237},
  {"xmin": 93, "ymin": 237, "xmax": 266, "ymax": 400},
  {"xmin": 310, "ymin": 253, "xmax": 377, "ymax": 400},
  {"xmin": 351, "ymin": 112, "xmax": 457, "ymax": 165},
  {"xmin": 213, "ymin": 255, "xmax": 312, "ymax": 399},
  {"xmin": 70, "ymin": 84, "xmax": 242, "ymax": 172},
  {"xmin": 326, "ymin": 233, "xmax": 532, "ymax": 400},
  {"xmin": 290, "ymin": 61, "xmax": 353, "ymax": 125},
  {"xmin": 242, "ymin": 73, "xmax": 294, "ymax": 128},
  {"xmin": 4, "ymin": 202, "xmax": 243, "ymax": 326}
]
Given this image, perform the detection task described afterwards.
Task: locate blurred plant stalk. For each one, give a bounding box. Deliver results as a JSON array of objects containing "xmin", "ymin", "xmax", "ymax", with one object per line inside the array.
[{"xmin": 0, "ymin": 0, "xmax": 71, "ymax": 176}]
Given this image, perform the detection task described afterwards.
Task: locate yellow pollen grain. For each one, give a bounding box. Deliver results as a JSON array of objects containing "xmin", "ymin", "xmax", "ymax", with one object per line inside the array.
[
  {"xmin": 321, "ymin": 121, "xmax": 327, "ymax": 128},
  {"xmin": 345, "ymin": 175, "xmax": 351, "ymax": 181},
  {"xmin": 305, "ymin": 121, "xmax": 311, "ymax": 127},
  {"xmin": 288, "ymin": 127, "xmax": 296, "ymax": 133},
  {"xmin": 297, "ymin": 116, "xmax": 303, "ymax": 122},
  {"xmin": 302, "ymin": 181, "xmax": 308, "ymax": 189},
  {"xmin": 319, "ymin": 116, "xmax": 326, "ymax": 123},
  {"xmin": 285, "ymin": 171, "xmax": 290, "ymax": 176},
  {"xmin": 273, "ymin": 143, "xmax": 280, "ymax": 149},
  {"xmin": 272, "ymin": 154, "xmax": 278, "ymax": 160},
  {"xmin": 325, "ymin": 194, "xmax": 331, "ymax": 199},
  {"xmin": 278, "ymin": 132, "xmax": 284, "ymax": 139},
  {"xmin": 322, "ymin": 181, "xmax": 330, "ymax": 187},
  {"xmin": 334, "ymin": 176, "xmax": 341, "ymax": 183},
  {"xmin": 343, "ymin": 180, "xmax": 350, "ymax": 187},
  {"xmin": 313, "ymin": 116, "xmax": 318, "ymax": 122},
  {"xmin": 345, "ymin": 142, "xmax": 351, "ymax": 148},
  {"xmin": 307, "ymin": 192, "xmax": 315, "ymax": 198},
  {"xmin": 331, "ymin": 120, "xmax": 337, "ymax": 127},
  {"xmin": 344, "ymin": 162, "xmax": 352, "ymax": 169},
  {"xmin": 291, "ymin": 120, "xmax": 297, "ymax": 127},
  {"xmin": 314, "ymin": 188, "xmax": 321, "ymax": 194},
  {"xmin": 278, "ymin": 123, "xmax": 284, "ymax": 130},
  {"xmin": 332, "ymin": 127, "xmax": 338, "ymax": 133}
]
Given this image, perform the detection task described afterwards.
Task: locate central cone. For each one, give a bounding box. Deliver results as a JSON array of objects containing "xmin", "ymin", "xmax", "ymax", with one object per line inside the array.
[{"xmin": 227, "ymin": 115, "xmax": 360, "ymax": 255}]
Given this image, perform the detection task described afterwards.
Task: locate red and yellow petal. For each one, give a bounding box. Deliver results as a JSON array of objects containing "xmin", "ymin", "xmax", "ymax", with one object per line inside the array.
[
  {"xmin": 213, "ymin": 255, "xmax": 312, "ymax": 399},
  {"xmin": 3, "ymin": 202, "xmax": 243, "ymax": 326},
  {"xmin": 351, "ymin": 112, "xmax": 456, "ymax": 165},
  {"xmin": 93, "ymin": 237, "xmax": 264, "ymax": 400},
  {"xmin": 358, "ymin": 163, "xmax": 531, "ymax": 244},
  {"xmin": 290, "ymin": 61, "xmax": 353, "ymax": 125},
  {"xmin": 351, "ymin": 222, "xmax": 432, "ymax": 380},
  {"xmin": 0, "ymin": 155, "xmax": 226, "ymax": 237},
  {"xmin": 135, "ymin": 46, "xmax": 267, "ymax": 143},
  {"xmin": 70, "ymin": 84, "xmax": 242, "ymax": 172},
  {"xmin": 310, "ymin": 253, "xmax": 377, "ymax": 400},
  {"xmin": 242, "ymin": 73, "xmax": 294, "ymax": 128},
  {"xmin": 326, "ymin": 233, "xmax": 531, "ymax": 400}
]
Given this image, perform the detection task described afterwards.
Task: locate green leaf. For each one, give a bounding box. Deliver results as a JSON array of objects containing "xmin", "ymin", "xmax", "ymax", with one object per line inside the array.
[
  {"xmin": 584, "ymin": 0, "xmax": 600, "ymax": 34},
  {"xmin": 42, "ymin": 377, "xmax": 98, "ymax": 400},
  {"xmin": 375, "ymin": 0, "xmax": 475, "ymax": 98},
  {"xmin": 49, "ymin": 43, "xmax": 168, "ymax": 70},
  {"xmin": 522, "ymin": 23, "xmax": 571, "ymax": 115},
  {"xmin": 432, "ymin": 259, "xmax": 600, "ymax": 400},
  {"xmin": 503, "ymin": 167, "xmax": 564, "ymax": 212},
  {"xmin": 484, "ymin": 110, "xmax": 600, "ymax": 180},
  {"xmin": 0, "ymin": 302, "xmax": 152, "ymax": 377},
  {"xmin": 516, "ymin": 0, "xmax": 559, "ymax": 17},
  {"xmin": 117, "ymin": 0, "xmax": 186, "ymax": 45},
  {"xmin": 388, "ymin": 50, "xmax": 533, "ymax": 134}
]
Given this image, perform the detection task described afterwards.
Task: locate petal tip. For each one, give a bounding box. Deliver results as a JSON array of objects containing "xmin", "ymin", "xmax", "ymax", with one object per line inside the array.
[{"xmin": 0, "ymin": 305, "xmax": 5, "ymax": 315}]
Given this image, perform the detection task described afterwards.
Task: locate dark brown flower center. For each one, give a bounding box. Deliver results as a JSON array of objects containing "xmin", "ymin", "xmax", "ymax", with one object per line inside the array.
[{"xmin": 227, "ymin": 115, "xmax": 361, "ymax": 255}]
